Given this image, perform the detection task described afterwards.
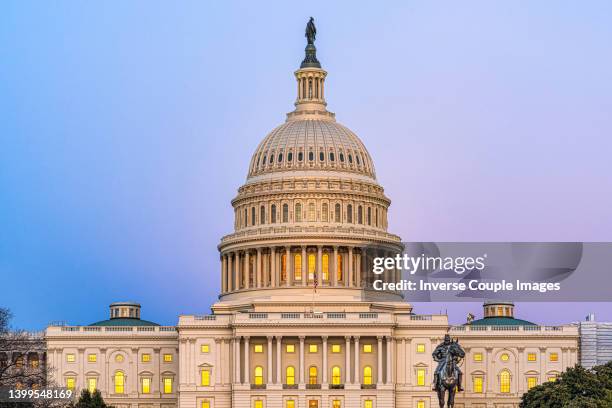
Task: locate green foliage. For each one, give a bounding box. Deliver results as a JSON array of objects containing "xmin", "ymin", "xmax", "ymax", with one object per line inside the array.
[
  {"xmin": 520, "ymin": 361, "xmax": 612, "ymax": 408},
  {"xmin": 69, "ymin": 390, "xmax": 112, "ymax": 408}
]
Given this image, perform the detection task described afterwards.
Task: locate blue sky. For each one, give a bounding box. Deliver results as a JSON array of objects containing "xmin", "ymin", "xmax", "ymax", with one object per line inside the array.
[{"xmin": 1, "ymin": 1, "xmax": 611, "ymax": 329}]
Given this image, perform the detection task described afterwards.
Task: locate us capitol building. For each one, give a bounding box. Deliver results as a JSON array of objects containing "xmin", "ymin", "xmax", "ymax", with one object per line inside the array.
[{"xmin": 46, "ymin": 22, "xmax": 579, "ymax": 408}]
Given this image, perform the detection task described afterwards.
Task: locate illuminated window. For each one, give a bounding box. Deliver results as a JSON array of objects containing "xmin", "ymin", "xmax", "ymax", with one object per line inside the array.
[
  {"xmin": 201, "ymin": 344, "xmax": 210, "ymax": 353},
  {"xmin": 473, "ymin": 352, "xmax": 483, "ymax": 362},
  {"xmin": 500, "ymin": 353, "xmax": 509, "ymax": 362},
  {"xmin": 527, "ymin": 353, "xmax": 536, "ymax": 362},
  {"xmin": 88, "ymin": 354, "xmax": 97, "ymax": 363},
  {"xmin": 363, "ymin": 366, "xmax": 372, "ymax": 385},
  {"xmin": 548, "ymin": 375, "xmax": 557, "ymax": 382},
  {"xmin": 286, "ymin": 344, "xmax": 295, "ymax": 353},
  {"xmin": 417, "ymin": 368, "xmax": 426, "ymax": 386},
  {"xmin": 286, "ymin": 401, "xmax": 295, "ymax": 408},
  {"xmin": 254, "ymin": 400, "xmax": 263, "ymax": 408},
  {"xmin": 66, "ymin": 354, "xmax": 76, "ymax": 363},
  {"xmin": 254, "ymin": 366, "xmax": 263, "ymax": 385},
  {"xmin": 141, "ymin": 354, "xmax": 151, "ymax": 362},
  {"xmin": 309, "ymin": 344, "xmax": 318, "ymax": 353},
  {"xmin": 142, "ymin": 378, "xmax": 150, "ymax": 394},
  {"xmin": 322, "ymin": 253, "xmax": 329, "ymax": 281},
  {"xmin": 114, "ymin": 372, "xmax": 124, "ymax": 394},
  {"xmin": 294, "ymin": 254, "xmax": 302, "ymax": 280},
  {"xmin": 202, "ymin": 401, "xmax": 210, "ymax": 408},
  {"xmin": 201, "ymin": 369, "xmax": 210, "ymax": 386},
  {"xmin": 163, "ymin": 354, "xmax": 173, "ymax": 362},
  {"xmin": 332, "ymin": 366, "xmax": 341, "ymax": 385},
  {"xmin": 115, "ymin": 354, "xmax": 124, "ymax": 363},
  {"xmin": 66, "ymin": 377, "xmax": 75, "ymax": 390},
  {"xmin": 332, "ymin": 400, "xmax": 341, "ymax": 408},
  {"xmin": 417, "ymin": 402, "xmax": 425, "ymax": 408},
  {"xmin": 88, "ymin": 378, "xmax": 97, "ymax": 393},
  {"xmin": 308, "ymin": 203, "xmax": 316, "ymax": 221},
  {"xmin": 474, "ymin": 376, "xmax": 483, "ymax": 393},
  {"xmin": 281, "ymin": 253, "xmax": 287, "ymax": 281},
  {"xmin": 527, "ymin": 377, "xmax": 537, "ymax": 390},
  {"xmin": 254, "ymin": 344, "xmax": 263, "ymax": 353},
  {"xmin": 498, "ymin": 306, "xmax": 503, "ymax": 316},
  {"xmin": 500, "ymin": 370, "xmax": 510, "ymax": 393},
  {"xmin": 363, "ymin": 344, "xmax": 372, "ymax": 353},
  {"xmin": 163, "ymin": 378, "xmax": 172, "ymax": 394},
  {"xmin": 550, "ymin": 353, "xmax": 558, "ymax": 362},
  {"xmin": 295, "ymin": 203, "xmax": 302, "ymax": 222},
  {"xmin": 322, "ymin": 203, "xmax": 328, "ymax": 222},
  {"xmin": 364, "ymin": 401, "xmax": 373, "ymax": 408},
  {"xmin": 337, "ymin": 254, "xmax": 343, "ymax": 281},
  {"xmin": 286, "ymin": 366, "xmax": 295, "ymax": 385},
  {"xmin": 332, "ymin": 344, "xmax": 341, "ymax": 353},
  {"xmin": 416, "ymin": 343, "xmax": 425, "ymax": 353},
  {"xmin": 308, "ymin": 254, "xmax": 316, "ymax": 280},
  {"xmin": 309, "ymin": 366, "xmax": 318, "ymax": 384}
]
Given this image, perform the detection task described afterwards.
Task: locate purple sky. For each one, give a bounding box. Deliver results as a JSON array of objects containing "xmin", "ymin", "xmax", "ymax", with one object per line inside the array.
[{"xmin": 1, "ymin": 1, "xmax": 611, "ymax": 330}]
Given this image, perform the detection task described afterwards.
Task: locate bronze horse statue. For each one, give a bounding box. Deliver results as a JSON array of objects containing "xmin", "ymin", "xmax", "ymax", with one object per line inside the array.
[{"xmin": 434, "ymin": 338, "xmax": 465, "ymax": 408}]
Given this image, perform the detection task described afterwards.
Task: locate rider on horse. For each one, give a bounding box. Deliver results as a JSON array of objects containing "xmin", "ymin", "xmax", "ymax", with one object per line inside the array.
[{"xmin": 432, "ymin": 334, "xmax": 464, "ymax": 392}]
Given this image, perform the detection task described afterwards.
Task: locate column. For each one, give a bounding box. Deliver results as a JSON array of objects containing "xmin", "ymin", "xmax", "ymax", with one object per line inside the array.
[
  {"xmin": 355, "ymin": 249, "xmax": 362, "ymax": 287},
  {"xmin": 539, "ymin": 347, "xmax": 546, "ymax": 385},
  {"xmin": 386, "ymin": 337, "xmax": 393, "ymax": 384},
  {"xmin": 257, "ymin": 249, "xmax": 262, "ymax": 288},
  {"xmin": 244, "ymin": 337, "xmax": 250, "ymax": 384},
  {"xmin": 215, "ymin": 339, "xmax": 222, "ymax": 385},
  {"xmin": 271, "ymin": 247, "xmax": 277, "ymax": 287},
  {"xmin": 348, "ymin": 247, "xmax": 354, "ymax": 287},
  {"xmin": 233, "ymin": 338, "xmax": 240, "ymax": 383},
  {"xmin": 322, "ymin": 336, "xmax": 328, "ymax": 384},
  {"xmin": 244, "ymin": 251, "xmax": 250, "ymax": 289},
  {"xmin": 153, "ymin": 348, "xmax": 160, "ymax": 394},
  {"xmin": 354, "ymin": 336, "xmax": 360, "ymax": 385},
  {"xmin": 345, "ymin": 336, "xmax": 352, "ymax": 384},
  {"xmin": 516, "ymin": 347, "xmax": 524, "ymax": 394},
  {"xmin": 100, "ymin": 348, "xmax": 107, "ymax": 393},
  {"xmin": 486, "ymin": 347, "xmax": 493, "ymax": 392},
  {"xmin": 301, "ymin": 246, "xmax": 307, "ymax": 286},
  {"xmin": 401, "ymin": 338, "xmax": 408, "ymax": 385},
  {"xmin": 299, "ymin": 336, "xmax": 305, "ymax": 384},
  {"xmin": 286, "ymin": 246, "xmax": 292, "ymax": 286},
  {"xmin": 377, "ymin": 336, "xmax": 383, "ymax": 385},
  {"xmin": 276, "ymin": 336, "xmax": 282, "ymax": 384},
  {"xmin": 234, "ymin": 252, "xmax": 240, "ymax": 290},
  {"xmin": 221, "ymin": 255, "xmax": 227, "ymax": 293},
  {"xmin": 317, "ymin": 246, "xmax": 323, "ymax": 283},
  {"xmin": 267, "ymin": 337, "xmax": 273, "ymax": 384},
  {"xmin": 332, "ymin": 246, "xmax": 338, "ymax": 287},
  {"xmin": 227, "ymin": 254, "xmax": 233, "ymax": 291}
]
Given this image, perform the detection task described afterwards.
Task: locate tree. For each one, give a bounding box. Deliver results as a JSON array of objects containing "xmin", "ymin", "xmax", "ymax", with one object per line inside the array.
[
  {"xmin": 69, "ymin": 390, "xmax": 112, "ymax": 408},
  {"xmin": 520, "ymin": 362, "xmax": 612, "ymax": 408}
]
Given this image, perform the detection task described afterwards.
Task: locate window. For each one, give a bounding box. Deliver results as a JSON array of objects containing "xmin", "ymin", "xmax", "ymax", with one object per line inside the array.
[
  {"xmin": 367, "ymin": 207, "xmax": 371, "ymax": 225},
  {"xmin": 251, "ymin": 207, "xmax": 256, "ymax": 225},
  {"xmin": 201, "ymin": 344, "xmax": 210, "ymax": 353},
  {"xmin": 295, "ymin": 203, "xmax": 302, "ymax": 222},
  {"xmin": 286, "ymin": 401, "xmax": 295, "ymax": 408},
  {"xmin": 66, "ymin": 354, "xmax": 75, "ymax": 363},
  {"xmin": 332, "ymin": 401, "xmax": 341, "ymax": 408},
  {"xmin": 308, "ymin": 203, "xmax": 315, "ymax": 221},
  {"xmin": 142, "ymin": 378, "xmax": 150, "ymax": 394},
  {"xmin": 363, "ymin": 366, "xmax": 372, "ymax": 385},
  {"xmin": 332, "ymin": 366, "xmax": 341, "ymax": 385},
  {"xmin": 322, "ymin": 203, "xmax": 328, "ymax": 222},
  {"xmin": 364, "ymin": 401, "xmax": 373, "ymax": 408},
  {"xmin": 319, "ymin": 151, "xmax": 324, "ymax": 161},
  {"xmin": 278, "ymin": 153, "xmax": 283, "ymax": 162},
  {"xmin": 337, "ymin": 254, "xmax": 343, "ymax": 281},
  {"xmin": 329, "ymin": 152, "xmax": 335, "ymax": 162},
  {"xmin": 308, "ymin": 254, "xmax": 315, "ymax": 280},
  {"xmin": 281, "ymin": 253, "xmax": 287, "ymax": 281},
  {"xmin": 347, "ymin": 204, "xmax": 353, "ymax": 223},
  {"xmin": 269, "ymin": 153, "xmax": 274, "ymax": 164},
  {"xmin": 500, "ymin": 370, "xmax": 510, "ymax": 393},
  {"xmin": 309, "ymin": 344, "xmax": 318, "ymax": 353},
  {"xmin": 348, "ymin": 154, "xmax": 353, "ymax": 163},
  {"xmin": 548, "ymin": 375, "xmax": 557, "ymax": 382},
  {"xmin": 294, "ymin": 254, "xmax": 302, "ymax": 280},
  {"xmin": 358, "ymin": 205, "xmax": 363, "ymax": 224},
  {"xmin": 163, "ymin": 354, "xmax": 173, "ymax": 362},
  {"xmin": 254, "ymin": 344, "xmax": 263, "ymax": 353},
  {"xmin": 202, "ymin": 401, "xmax": 210, "ymax": 408},
  {"xmin": 322, "ymin": 253, "xmax": 329, "ymax": 281},
  {"xmin": 288, "ymin": 152, "xmax": 293, "ymax": 162},
  {"xmin": 298, "ymin": 152, "xmax": 303, "ymax": 162},
  {"xmin": 254, "ymin": 366, "xmax": 263, "ymax": 385},
  {"xmin": 66, "ymin": 377, "xmax": 75, "ymax": 391},
  {"xmin": 271, "ymin": 204, "xmax": 277, "ymax": 223},
  {"xmin": 114, "ymin": 372, "xmax": 124, "ymax": 394},
  {"xmin": 309, "ymin": 151, "xmax": 314, "ymax": 161},
  {"xmin": 142, "ymin": 354, "xmax": 151, "ymax": 362},
  {"xmin": 500, "ymin": 353, "xmax": 509, "ymax": 362},
  {"xmin": 417, "ymin": 368, "xmax": 425, "ymax": 386},
  {"xmin": 416, "ymin": 343, "xmax": 425, "ymax": 353},
  {"xmin": 334, "ymin": 204, "xmax": 341, "ymax": 222},
  {"xmin": 474, "ymin": 376, "xmax": 483, "ymax": 393},
  {"xmin": 332, "ymin": 344, "xmax": 341, "ymax": 353},
  {"xmin": 254, "ymin": 400, "xmax": 263, "ymax": 408},
  {"xmin": 163, "ymin": 378, "xmax": 172, "ymax": 394},
  {"xmin": 363, "ymin": 344, "xmax": 372, "ymax": 353},
  {"xmin": 473, "ymin": 352, "xmax": 483, "ymax": 362},
  {"xmin": 527, "ymin": 377, "xmax": 537, "ymax": 390},
  {"xmin": 260, "ymin": 206, "xmax": 265, "ymax": 224},
  {"xmin": 550, "ymin": 353, "xmax": 558, "ymax": 362},
  {"xmin": 88, "ymin": 378, "xmax": 97, "ymax": 393},
  {"xmin": 286, "ymin": 344, "xmax": 295, "ymax": 353},
  {"xmin": 115, "ymin": 354, "xmax": 124, "ymax": 363},
  {"xmin": 309, "ymin": 366, "xmax": 318, "ymax": 384},
  {"xmin": 286, "ymin": 366, "xmax": 295, "ymax": 385},
  {"xmin": 201, "ymin": 369, "xmax": 210, "ymax": 386},
  {"xmin": 527, "ymin": 353, "xmax": 536, "ymax": 362},
  {"xmin": 88, "ymin": 353, "xmax": 97, "ymax": 363},
  {"xmin": 417, "ymin": 402, "xmax": 425, "ymax": 408},
  {"xmin": 283, "ymin": 204, "xmax": 289, "ymax": 222}
]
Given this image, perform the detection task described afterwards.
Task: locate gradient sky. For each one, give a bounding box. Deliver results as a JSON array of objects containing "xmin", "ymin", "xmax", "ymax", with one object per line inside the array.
[{"xmin": 1, "ymin": 1, "xmax": 611, "ymax": 330}]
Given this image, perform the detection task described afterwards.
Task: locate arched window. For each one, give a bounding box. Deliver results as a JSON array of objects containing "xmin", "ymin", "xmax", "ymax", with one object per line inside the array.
[
  {"xmin": 500, "ymin": 370, "xmax": 511, "ymax": 393},
  {"xmin": 260, "ymin": 206, "xmax": 265, "ymax": 225},
  {"xmin": 367, "ymin": 207, "xmax": 371, "ymax": 225},
  {"xmin": 322, "ymin": 253, "xmax": 329, "ymax": 281},
  {"xmin": 335, "ymin": 204, "xmax": 341, "ymax": 222},
  {"xmin": 281, "ymin": 254, "xmax": 287, "ymax": 282},
  {"xmin": 288, "ymin": 152, "xmax": 293, "ymax": 162},
  {"xmin": 254, "ymin": 366, "xmax": 263, "ymax": 385},
  {"xmin": 309, "ymin": 366, "xmax": 318, "ymax": 384},
  {"xmin": 262, "ymin": 155, "xmax": 267, "ymax": 166},
  {"xmin": 298, "ymin": 152, "xmax": 303, "ymax": 162},
  {"xmin": 356, "ymin": 155, "xmax": 361, "ymax": 165},
  {"xmin": 286, "ymin": 366, "xmax": 295, "ymax": 385},
  {"xmin": 308, "ymin": 151, "xmax": 314, "ymax": 161},
  {"xmin": 375, "ymin": 208, "xmax": 379, "ymax": 227},
  {"xmin": 347, "ymin": 204, "xmax": 353, "ymax": 223},
  {"xmin": 251, "ymin": 207, "xmax": 255, "ymax": 226},
  {"xmin": 294, "ymin": 254, "xmax": 302, "ymax": 280},
  {"xmin": 278, "ymin": 153, "xmax": 283, "ymax": 162},
  {"xmin": 295, "ymin": 203, "xmax": 302, "ymax": 222},
  {"xmin": 244, "ymin": 208, "xmax": 247, "ymax": 227},
  {"xmin": 358, "ymin": 206, "xmax": 363, "ymax": 224},
  {"xmin": 269, "ymin": 154, "xmax": 274, "ymax": 164},
  {"xmin": 337, "ymin": 255, "xmax": 343, "ymax": 281},
  {"xmin": 348, "ymin": 154, "xmax": 353, "ymax": 164},
  {"xmin": 115, "ymin": 371, "xmax": 125, "ymax": 394},
  {"xmin": 319, "ymin": 151, "xmax": 324, "ymax": 161},
  {"xmin": 332, "ymin": 366, "xmax": 341, "ymax": 385},
  {"xmin": 283, "ymin": 204, "xmax": 289, "ymax": 223},
  {"xmin": 339, "ymin": 152, "xmax": 345, "ymax": 162},
  {"xmin": 271, "ymin": 204, "xmax": 277, "ymax": 223},
  {"xmin": 321, "ymin": 203, "xmax": 328, "ymax": 222},
  {"xmin": 363, "ymin": 366, "xmax": 372, "ymax": 385},
  {"xmin": 329, "ymin": 152, "xmax": 335, "ymax": 162},
  {"xmin": 308, "ymin": 203, "xmax": 316, "ymax": 221},
  {"xmin": 308, "ymin": 254, "xmax": 316, "ymax": 281}
]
